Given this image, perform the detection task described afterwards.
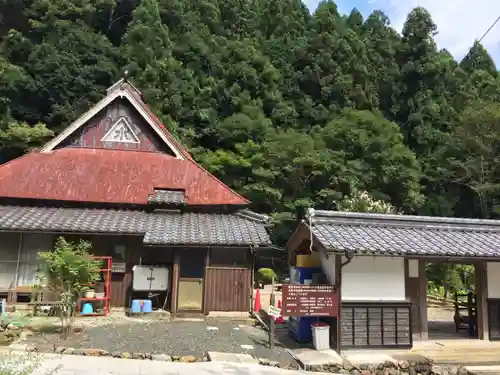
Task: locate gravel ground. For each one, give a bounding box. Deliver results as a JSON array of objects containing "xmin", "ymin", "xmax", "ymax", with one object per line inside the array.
[{"xmin": 23, "ymin": 319, "xmax": 297, "ymax": 365}]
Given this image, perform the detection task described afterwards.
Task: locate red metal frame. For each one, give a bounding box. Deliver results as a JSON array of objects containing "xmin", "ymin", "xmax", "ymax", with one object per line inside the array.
[{"xmin": 77, "ymin": 256, "xmax": 112, "ymax": 317}]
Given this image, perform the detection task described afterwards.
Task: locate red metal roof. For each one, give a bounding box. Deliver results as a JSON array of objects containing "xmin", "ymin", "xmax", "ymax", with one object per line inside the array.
[
  {"xmin": 133, "ymin": 92, "xmax": 194, "ymax": 161},
  {"xmin": 0, "ymin": 148, "xmax": 249, "ymax": 205}
]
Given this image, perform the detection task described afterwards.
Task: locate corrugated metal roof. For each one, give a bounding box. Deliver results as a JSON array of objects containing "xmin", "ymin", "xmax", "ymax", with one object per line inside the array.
[
  {"xmin": 307, "ymin": 210, "xmax": 500, "ymax": 257},
  {"xmin": 0, "ymin": 206, "xmax": 271, "ymax": 246},
  {"xmin": 0, "ymin": 148, "xmax": 249, "ymax": 205}
]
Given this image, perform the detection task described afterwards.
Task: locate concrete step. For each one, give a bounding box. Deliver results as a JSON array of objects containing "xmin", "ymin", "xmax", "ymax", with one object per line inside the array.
[{"xmin": 466, "ymin": 365, "xmax": 500, "ymax": 373}]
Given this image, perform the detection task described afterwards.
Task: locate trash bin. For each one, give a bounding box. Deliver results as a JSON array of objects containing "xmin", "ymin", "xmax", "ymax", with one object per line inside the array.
[{"xmin": 311, "ymin": 322, "xmax": 330, "ymax": 350}]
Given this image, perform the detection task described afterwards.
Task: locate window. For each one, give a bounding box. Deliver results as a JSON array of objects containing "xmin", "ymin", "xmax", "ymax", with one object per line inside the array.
[
  {"xmin": 112, "ymin": 244, "xmax": 126, "ymax": 262},
  {"xmin": 209, "ymin": 248, "xmax": 248, "ymax": 268}
]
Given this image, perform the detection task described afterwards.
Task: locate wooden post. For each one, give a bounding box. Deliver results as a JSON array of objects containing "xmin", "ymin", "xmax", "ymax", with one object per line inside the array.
[
  {"xmin": 475, "ymin": 260, "xmax": 489, "ymax": 340},
  {"xmin": 203, "ymin": 248, "xmax": 210, "ymax": 315},
  {"xmin": 418, "ymin": 259, "xmax": 428, "ymax": 341},
  {"xmin": 171, "ymin": 250, "xmax": 180, "ymax": 315},
  {"xmin": 269, "ymin": 316, "xmax": 275, "ymax": 349}
]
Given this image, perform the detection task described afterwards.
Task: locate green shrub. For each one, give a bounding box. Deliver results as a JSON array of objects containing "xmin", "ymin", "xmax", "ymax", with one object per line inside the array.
[
  {"xmin": 256, "ymin": 268, "xmax": 277, "ymax": 285},
  {"xmin": 0, "ymin": 351, "xmax": 59, "ymax": 375}
]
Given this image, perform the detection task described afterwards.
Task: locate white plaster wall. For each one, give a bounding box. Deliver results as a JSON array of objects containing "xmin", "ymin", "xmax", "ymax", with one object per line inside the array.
[
  {"xmin": 341, "ymin": 256, "xmax": 406, "ymax": 301},
  {"xmin": 487, "ymin": 262, "xmax": 500, "ymax": 298}
]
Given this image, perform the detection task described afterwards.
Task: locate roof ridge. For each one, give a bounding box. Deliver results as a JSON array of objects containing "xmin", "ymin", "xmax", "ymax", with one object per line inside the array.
[
  {"xmin": 236, "ymin": 209, "xmax": 270, "ymax": 223},
  {"xmin": 313, "ymin": 220, "xmax": 500, "ymax": 233},
  {"xmin": 312, "ymin": 210, "xmax": 500, "ymax": 227}
]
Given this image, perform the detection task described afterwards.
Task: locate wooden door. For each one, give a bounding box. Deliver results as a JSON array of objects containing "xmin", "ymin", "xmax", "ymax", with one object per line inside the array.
[{"xmin": 205, "ymin": 268, "xmax": 251, "ymax": 312}]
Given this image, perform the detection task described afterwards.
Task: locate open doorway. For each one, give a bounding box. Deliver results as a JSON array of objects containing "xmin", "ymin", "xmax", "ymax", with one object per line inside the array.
[{"xmin": 426, "ymin": 261, "xmax": 477, "ymax": 340}]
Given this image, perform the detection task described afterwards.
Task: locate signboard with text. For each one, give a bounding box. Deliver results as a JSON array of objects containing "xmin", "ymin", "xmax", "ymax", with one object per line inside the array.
[
  {"xmin": 268, "ymin": 305, "xmax": 281, "ymax": 318},
  {"xmin": 282, "ymin": 284, "xmax": 338, "ymax": 317}
]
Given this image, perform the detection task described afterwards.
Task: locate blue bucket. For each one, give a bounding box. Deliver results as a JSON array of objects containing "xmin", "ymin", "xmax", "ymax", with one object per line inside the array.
[
  {"xmin": 81, "ymin": 303, "xmax": 93, "ymax": 315},
  {"xmin": 142, "ymin": 299, "xmax": 152, "ymax": 313},
  {"xmin": 131, "ymin": 299, "xmax": 142, "ymax": 313},
  {"xmin": 131, "ymin": 299, "xmax": 152, "ymax": 313}
]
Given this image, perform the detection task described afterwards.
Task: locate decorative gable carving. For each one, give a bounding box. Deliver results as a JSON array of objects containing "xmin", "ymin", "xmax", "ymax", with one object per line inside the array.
[{"xmin": 101, "ymin": 117, "xmax": 140, "ymax": 144}]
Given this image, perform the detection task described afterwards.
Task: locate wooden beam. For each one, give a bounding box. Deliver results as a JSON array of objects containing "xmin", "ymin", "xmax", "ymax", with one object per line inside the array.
[
  {"xmin": 405, "ymin": 258, "xmax": 423, "ymax": 341},
  {"xmin": 171, "ymin": 250, "xmax": 180, "ymax": 315},
  {"xmin": 203, "ymin": 248, "xmax": 209, "ymax": 315},
  {"xmin": 476, "ymin": 260, "xmax": 489, "ymax": 340},
  {"xmin": 418, "ymin": 259, "xmax": 428, "ymax": 341}
]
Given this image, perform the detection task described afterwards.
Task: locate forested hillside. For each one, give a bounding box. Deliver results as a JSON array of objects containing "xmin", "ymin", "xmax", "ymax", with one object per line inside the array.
[{"xmin": 1, "ymin": 0, "xmax": 499, "ymax": 260}]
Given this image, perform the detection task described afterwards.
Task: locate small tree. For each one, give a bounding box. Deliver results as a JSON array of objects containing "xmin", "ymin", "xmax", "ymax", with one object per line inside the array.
[{"xmin": 37, "ymin": 237, "xmax": 101, "ymax": 336}]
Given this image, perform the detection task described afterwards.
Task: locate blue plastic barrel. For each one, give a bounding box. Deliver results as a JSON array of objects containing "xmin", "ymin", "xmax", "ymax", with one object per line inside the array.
[
  {"xmin": 131, "ymin": 299, "xmax": 141, "ymax": 313},
  {"xmin": 81, "ymin": 303, "xmax": 93, "ymax": 315},
  {"xmin": 142, "ymin": 299, "xmax": 152, "ymax": 313}
]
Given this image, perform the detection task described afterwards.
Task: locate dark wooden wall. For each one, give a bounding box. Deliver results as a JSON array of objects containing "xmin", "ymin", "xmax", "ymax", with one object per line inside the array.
[{"xmin": 57, "ymin": 99, "xmax": 173, "ymax": 154}]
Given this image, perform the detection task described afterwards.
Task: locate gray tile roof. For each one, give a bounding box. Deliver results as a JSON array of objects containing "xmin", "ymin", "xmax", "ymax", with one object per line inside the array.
[
  {"xmin": 148, "ymin": 189, "xmax": 186, "ymax": 205},
  {"xmin": 306, "ymin": 210, "xmax": 500, "ymax": 257},
  {"xmin": 0, "ymin": 206, "xmax": 271, "ymax": 246},
  {"xmin": 143, "ymin": 213, "xmax": 270, "ymax": 245}
]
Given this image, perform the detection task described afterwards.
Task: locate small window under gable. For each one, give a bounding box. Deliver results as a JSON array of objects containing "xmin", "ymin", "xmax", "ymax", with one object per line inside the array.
[{"xmin": 101, "ymin": 117, "xmax": 140, "ymax": 144}]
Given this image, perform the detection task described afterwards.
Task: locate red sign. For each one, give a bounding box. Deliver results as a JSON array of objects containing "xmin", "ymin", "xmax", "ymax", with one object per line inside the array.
[{"xmin": 282, "ymin": 284, "xmax": 339, "ymax": 317}]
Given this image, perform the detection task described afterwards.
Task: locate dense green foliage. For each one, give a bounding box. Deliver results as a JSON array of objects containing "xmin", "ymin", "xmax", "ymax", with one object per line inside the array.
[{"xmin": 1, "ymin": 0, "xmax": 499, "ymax": 278}]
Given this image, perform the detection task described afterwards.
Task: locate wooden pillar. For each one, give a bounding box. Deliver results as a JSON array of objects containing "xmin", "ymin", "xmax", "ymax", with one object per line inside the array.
[
  {"xmin": 203, "ymin": 248, "xmax": 210, "ymax": 315},
  {"xmin": 250, "ymin": 247, "xmax": 256, "ymax": 313},
  {"xmin": 475, "ymin": 260, "xmax": 489, "ymax": 340},
  {"xmin": 405, "ymin": 258, "xmax": 426, "ymax": 341},
  {"xmin": 418, "ymin": 259, "xmax": 428, "ymax": 341},
  {"xmin": 171, "ymin": 250, "xmax": 180, "ymax": 315}
]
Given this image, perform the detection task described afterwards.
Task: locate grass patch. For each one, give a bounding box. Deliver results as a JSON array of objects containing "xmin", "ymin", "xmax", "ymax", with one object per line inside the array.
[{"xmin": 0, "ymin": 351, "xmax": 60, "ymax": 375}]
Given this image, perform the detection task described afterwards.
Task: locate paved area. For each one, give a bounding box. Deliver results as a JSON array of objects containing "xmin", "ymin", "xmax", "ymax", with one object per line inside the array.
[
  {"xmin": 27, "ymin": 354, "xmax": 334, "ymax": 375},
  {"xmin": 207, "ymin": 351, "xmax": 258, "ymax": 364},
  {"xmin": 342, "ymin": 351, "xmax": 396, "ymax": 366},
  {"xmin": 24, "ymin": 319, "xmax": 296, "ymax": 366},
  {"xmin": 291, "ymin": 348, "xmax": 342, "ymax": 368}
]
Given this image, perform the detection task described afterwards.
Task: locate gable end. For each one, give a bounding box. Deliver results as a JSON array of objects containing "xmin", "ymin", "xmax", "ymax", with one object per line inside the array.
[{"xmin": 40, "ymin": 82, "xmax": 187, "ymax": 159}]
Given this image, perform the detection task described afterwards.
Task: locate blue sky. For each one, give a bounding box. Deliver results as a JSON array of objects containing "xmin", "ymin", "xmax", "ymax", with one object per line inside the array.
[{"xmin": 304, "ymin": 0, "xmax": 500, "ymax": 65}]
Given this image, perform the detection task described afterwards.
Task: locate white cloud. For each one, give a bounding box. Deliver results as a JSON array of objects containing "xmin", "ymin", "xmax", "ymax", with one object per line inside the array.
[{"xmin": 374, "ymin": 0, "xmax": 500, "ymax": 61}]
